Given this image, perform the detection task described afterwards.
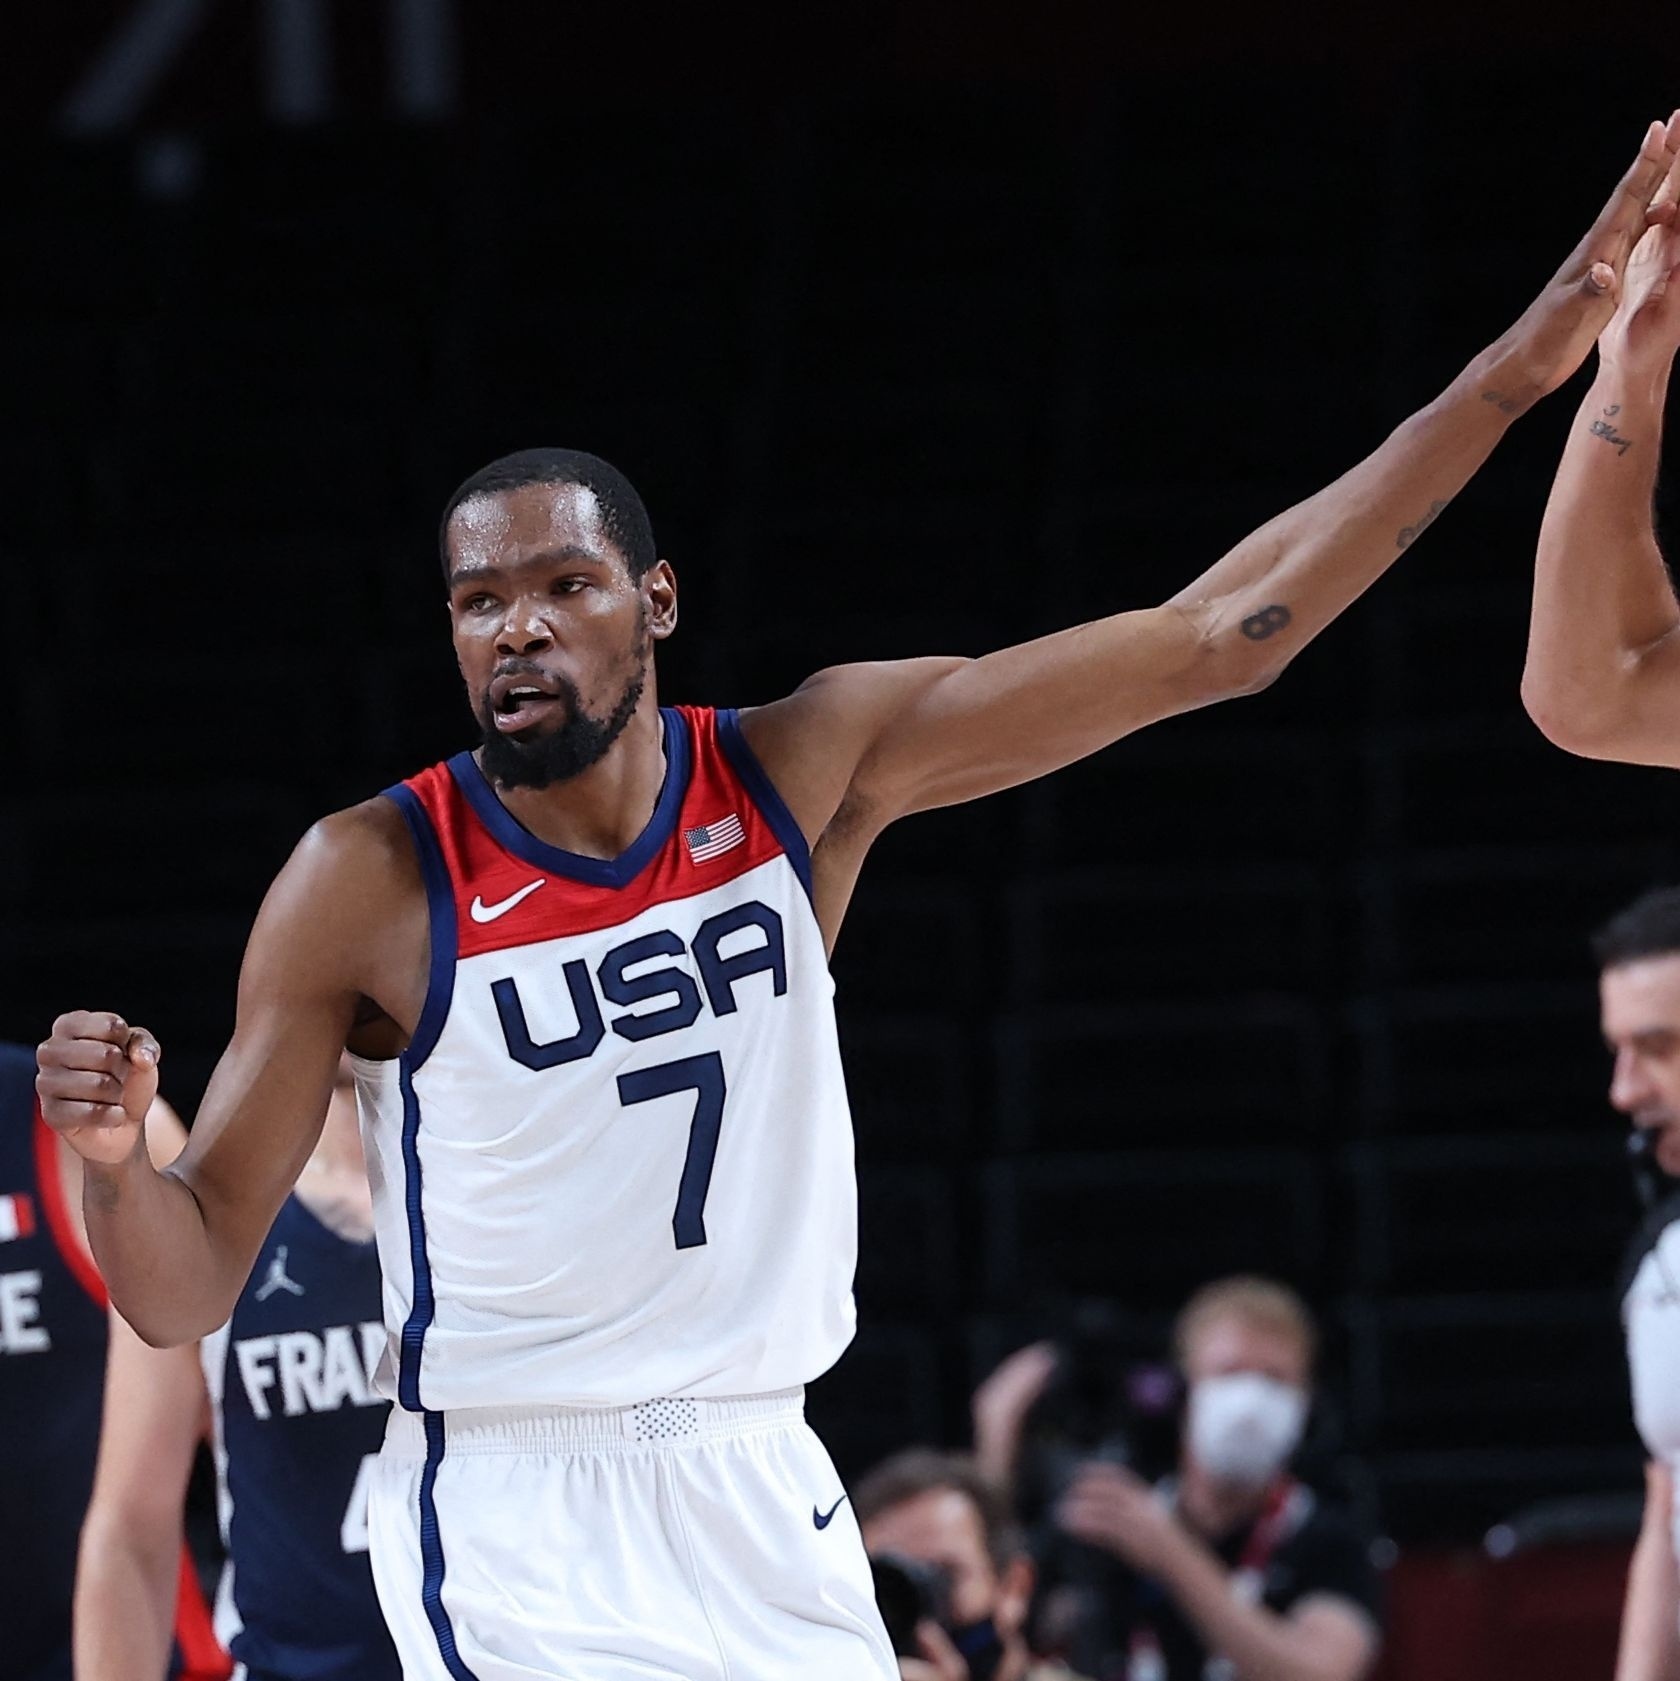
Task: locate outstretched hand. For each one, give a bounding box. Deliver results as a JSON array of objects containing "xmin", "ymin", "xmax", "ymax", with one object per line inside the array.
[
  {"xmin": 1497, "ymin": 113, "xmax": 1680, "ymax": 406},
  {"xmin": 1598, "ymin": 145, "xmax": 1680, "ymax": 382}
]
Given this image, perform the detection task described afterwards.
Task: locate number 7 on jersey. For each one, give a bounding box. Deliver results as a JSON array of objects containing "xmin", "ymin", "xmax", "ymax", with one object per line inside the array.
[{"xmin": 616, "ymin": 1051, "xmax": 727, "ymax": 1250}]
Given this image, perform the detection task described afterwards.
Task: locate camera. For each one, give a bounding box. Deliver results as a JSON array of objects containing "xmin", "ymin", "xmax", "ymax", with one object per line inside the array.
[
  {"xmin": 1012, "ymin": 1304, "xmax": 1180, "ymax": 1529},
  {"xmin": 869, "ymin": 1551, "xmax": 953, "ymax": 1658}
]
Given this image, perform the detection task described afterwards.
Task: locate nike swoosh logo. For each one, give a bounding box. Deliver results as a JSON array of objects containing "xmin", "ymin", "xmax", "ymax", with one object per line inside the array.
[
  {"xmin": 470, "ymin": 878, "xmax": 546, "ymax": 923},
  {"xmin": 813, "ymin": 1495, "xmax": 849, "ymax": 1530}
]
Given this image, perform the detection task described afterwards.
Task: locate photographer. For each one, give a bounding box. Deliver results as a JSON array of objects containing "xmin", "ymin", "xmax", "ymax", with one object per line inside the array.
[
  {"xmin": 1054, "ymin": 1278, "xmax": 1381, "ymax": 1681},
  {"xmin": 857, "ymin": 1448, "xmax": 1093, "ymax": 1681}
]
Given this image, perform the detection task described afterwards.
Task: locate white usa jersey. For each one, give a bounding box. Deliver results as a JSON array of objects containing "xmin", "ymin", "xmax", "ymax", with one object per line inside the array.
[{"xmin": 351, "ymin": 706, "xmax": 857, "ymax": 1413}]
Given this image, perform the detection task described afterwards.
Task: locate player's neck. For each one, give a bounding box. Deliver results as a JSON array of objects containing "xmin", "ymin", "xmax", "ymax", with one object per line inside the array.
[{"xmin": 484, "ymin": 697, "xmax": 669, "ymax": 861}]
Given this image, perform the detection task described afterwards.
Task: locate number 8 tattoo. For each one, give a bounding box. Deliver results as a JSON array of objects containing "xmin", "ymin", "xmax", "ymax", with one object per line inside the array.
[{"xmin": 1240, "ymin": 603, "xmax": 1292, "ymax": 642}]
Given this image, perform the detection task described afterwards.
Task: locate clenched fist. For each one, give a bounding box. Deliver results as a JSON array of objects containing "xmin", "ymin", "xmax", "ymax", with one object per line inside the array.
[{"xmin": 36, "ymin": 1012, "xmax": 163, "ymax": 1167}]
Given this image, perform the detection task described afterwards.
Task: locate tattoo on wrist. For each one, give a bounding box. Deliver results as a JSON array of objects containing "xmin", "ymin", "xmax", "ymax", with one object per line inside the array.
[
  {"xmin": 1589, "ymin": 406, "xmax": 1635, "ymax": 456},
  {"xmin": 1240, "ymin": 604, "xmax": 1293, "ymax": 641},
  {"xmin": 85, "ymin": 1169, "xmax": 121, "ymax": 1209},
  {"xmin": 1397, "ymin": 500, "xmax": 1450, "ymax": 550},
  {"xmin": 1480, "ymin": 388, "xmax": 1529, "ymax": 416}
]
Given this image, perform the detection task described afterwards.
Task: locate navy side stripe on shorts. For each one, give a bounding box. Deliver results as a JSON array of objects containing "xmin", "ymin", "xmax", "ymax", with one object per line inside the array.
[{"xmin": 419, "ymin": 1412, "xmax": 482, "ymax": 1681}]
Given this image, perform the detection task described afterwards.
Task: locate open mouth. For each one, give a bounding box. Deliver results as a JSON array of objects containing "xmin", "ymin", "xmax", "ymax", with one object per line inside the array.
[
  {"xmin": 493, "ymin": 689, "xmax": 564, "ymax": 734},
  {"xmin": 489, "ymin": 673, "xmax": 566, "ymax": 735}
]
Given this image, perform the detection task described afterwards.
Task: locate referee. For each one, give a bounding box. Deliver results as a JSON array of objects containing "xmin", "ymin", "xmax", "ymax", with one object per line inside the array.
[{"xmin": 1597, "ymin": 889, "xmax": 1680, "ymax": 1681}]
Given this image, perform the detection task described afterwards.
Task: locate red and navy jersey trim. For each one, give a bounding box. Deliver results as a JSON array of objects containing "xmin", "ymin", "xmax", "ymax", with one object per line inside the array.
[
  {"xmin": 172, "ymin": 1546, "xmax": 232, "ymax": 1681},
  {"xmin": 391, "ymin": 706, "xmax": 812, "ymax": 968},
  {"xmin": 445, "ymin": 707, "xmax": 694, "ymax": 889},
  {"xmin": 715, "ymin": 707, "xmax": 812, "ymax": 900},
  {"xmin": 385, "ymin": 785, "xmax": 458, "ymax": 1072},
  {"xmin": 33, "ymin": 1103, "xmax": 107, "ymax": 1309}
]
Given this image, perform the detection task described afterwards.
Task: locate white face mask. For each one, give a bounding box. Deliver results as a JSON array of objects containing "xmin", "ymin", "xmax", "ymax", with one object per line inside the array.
[{"xmin": 1187, "ymin": 1373, "xmax": 1308, "ymax": 1486}]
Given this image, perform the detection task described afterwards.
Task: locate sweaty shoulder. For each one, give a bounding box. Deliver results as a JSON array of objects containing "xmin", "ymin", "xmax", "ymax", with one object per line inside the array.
[
  {"xmin": 297, "ymin": 794, "xmax": 423, "ymax": 896},
  {"xmin": 246, "ymin": 795, "xmax": 428, "ymax": 1030},
  {"xmin": 270, "ymin": 795, "xmax": 424, "ymax": 938}
]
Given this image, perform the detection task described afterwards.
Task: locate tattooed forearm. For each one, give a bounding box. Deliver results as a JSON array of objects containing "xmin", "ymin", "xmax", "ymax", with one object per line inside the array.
[
  {"xmin": 1481, "ymin": 388, "xmax": 1532, "ymax": 416},
  {"xmin": 1240, "ymin": 604, "xmax": 1292, "ymax": 642},
  {"xmin": 1397, "ymin": 499, "xmax": 1450, "ymax": 550},
  {"xmin": 1589, "ymin": 403, "xmax": 1635, "ymax": 456},
  {"xmin": 84, "ymin": 1166, "xmax": 123, "ymax": 1210}
]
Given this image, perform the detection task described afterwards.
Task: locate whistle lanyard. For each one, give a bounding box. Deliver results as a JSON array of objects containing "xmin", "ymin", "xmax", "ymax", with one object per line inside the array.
[{"xmin": 1125, "ymin": 1478, "xmax": 1301, "ymax": 1681}]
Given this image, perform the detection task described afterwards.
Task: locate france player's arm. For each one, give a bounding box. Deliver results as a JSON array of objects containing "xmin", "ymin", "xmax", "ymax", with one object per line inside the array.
[
  {"xmin": 74, "ymin": 1101, "xmax": 210, "ymax": 1681},
  {"xmin": 745, "ymin": 123, "xmax": 1680, "ymax": 889},
  {"xmin": 36, "ymin": 800, "xmax": 422, "ymax": 1348},
  {"xmin": 74, "ymin": 1323, "xmax": 208, "ymax": 1681}
]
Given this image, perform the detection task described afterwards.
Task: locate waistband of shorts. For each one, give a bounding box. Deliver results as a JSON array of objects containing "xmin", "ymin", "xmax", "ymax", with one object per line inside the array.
[{"xmin": 382, "ymin": 1387, "xmax": 806, "ymax": 1456}]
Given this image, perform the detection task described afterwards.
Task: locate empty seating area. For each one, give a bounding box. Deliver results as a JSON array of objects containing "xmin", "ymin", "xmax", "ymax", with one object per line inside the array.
[{"xmin": 7, "ymin": 71, "xmax": 1680, "ymax": 1544}]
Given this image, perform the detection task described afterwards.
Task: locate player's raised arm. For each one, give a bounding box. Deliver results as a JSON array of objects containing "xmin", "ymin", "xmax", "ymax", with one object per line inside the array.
[
  {"xmin": 745, "ymin": 119, "xmax": 1680, "ymax": 887},
  {"xmin": 34, "ymin": 800, "xmax": 420, "ymax": 1347},
  {"xmin": 1523, "ymin": 148, "xmax": 1680, "ymax": 766}
]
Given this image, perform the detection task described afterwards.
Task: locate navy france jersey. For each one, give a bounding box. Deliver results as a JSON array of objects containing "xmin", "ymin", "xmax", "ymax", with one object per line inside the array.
[
  {"xmin": 0, "ymin": 1040, "xmax": 111, "ymax": 1681},
  {"xmin": 201, "ymin": 1195, "xmax": 399, "ymax": 1681},
  {"xmin": 0, "ymin": 1042, "xmax": 225, "ymax": 1681}
]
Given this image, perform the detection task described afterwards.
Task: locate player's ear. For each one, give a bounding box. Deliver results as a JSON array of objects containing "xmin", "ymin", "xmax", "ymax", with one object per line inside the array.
[{"xmin": 645, "ymin": 560, "xmax": 678, "ymax": 641}]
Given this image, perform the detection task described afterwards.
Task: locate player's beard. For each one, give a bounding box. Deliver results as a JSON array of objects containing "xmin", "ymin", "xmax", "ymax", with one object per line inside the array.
[{"xmin": 476, "ymin": 615, "xmax": 650, "ymax": 791}]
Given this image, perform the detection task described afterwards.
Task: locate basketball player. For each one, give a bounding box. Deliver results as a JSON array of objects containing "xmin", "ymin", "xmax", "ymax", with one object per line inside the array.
[
  {"xmin": 1523, "ymin": 136, "xmax": 1680, "ymax": 765},
  {"xmin": 1582, "ymin": 890, "xmax": 1680, "ymax": 1681},
  {"xmin": 0, "ymin": 1040, "xmax": 225, "ymax": 1681},
  {"xmin": 75, "ymin": 1055, "xmax": 399, "ymax": 1681},
  {"xmin": 36, "ymin": 118, "xmax": 1680, "ymax": 1681}
]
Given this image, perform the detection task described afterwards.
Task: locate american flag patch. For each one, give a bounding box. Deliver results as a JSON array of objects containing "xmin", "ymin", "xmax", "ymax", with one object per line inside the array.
[
  {"xmin": 684, "ymin": 813, "xmax": 746, "ymax": 864},
  {"xmin": 0, "ymin": 1193, "xmax": 36, "ymax": 1244}
]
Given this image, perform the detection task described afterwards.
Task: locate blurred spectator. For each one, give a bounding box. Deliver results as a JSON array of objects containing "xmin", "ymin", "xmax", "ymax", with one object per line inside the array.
[
  {"xmin": 1048, "ymin": 1277, "xmax": 1381, "ymax": 1681},
  {"xmin": 975, "ymin": 1304, "xmax": 1182, "ymax": 1538},
  {"xmin": 973, "ymin": 1281, "xmax": 1380, "ymax": 1680},
  {"xmin": 1596, "ymin": 888, "xmax": 1680, "ymax": 1681},
  {"xmin": 856, "ymin": 1447, "xmax": 1094, "ymax": 1681}
]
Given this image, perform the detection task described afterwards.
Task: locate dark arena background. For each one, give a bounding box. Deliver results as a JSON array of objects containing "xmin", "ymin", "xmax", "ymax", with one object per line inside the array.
[{"xmin": 6, "ymin": 4, "xmax": 1680, "ymax": 1677}]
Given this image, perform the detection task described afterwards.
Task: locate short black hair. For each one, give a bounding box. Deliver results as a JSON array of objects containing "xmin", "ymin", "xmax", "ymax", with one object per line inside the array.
[
  {"xmin": 1593, "ymin": 887, "xmax": 1680, "ymax": 969},
  {"xmin": 852, "ymin": 1448, "xmax": 1022, "ymax": 1570},
  {"xmin": 438, "ymin": 447, "xmax": 657, "ymax": 580}
]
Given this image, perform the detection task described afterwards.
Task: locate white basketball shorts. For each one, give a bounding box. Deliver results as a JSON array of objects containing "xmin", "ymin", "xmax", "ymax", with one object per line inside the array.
[{"xmin": 368, "ymin": 1388, "xmax": 898, "ymax": 1680}]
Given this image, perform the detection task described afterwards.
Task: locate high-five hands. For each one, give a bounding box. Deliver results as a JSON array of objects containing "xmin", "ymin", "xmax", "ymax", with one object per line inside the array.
[
  {"xmin": 36, "ymin": 1012, "xmax": 163, "ymax": 1167},
  {"xmin": 1498, "ymin": 113, "xmax": 1680, "ymax": 407},
  {"xmin": 1597, "ymin": 142, "xmax": 1680, "ymax": 384}
]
